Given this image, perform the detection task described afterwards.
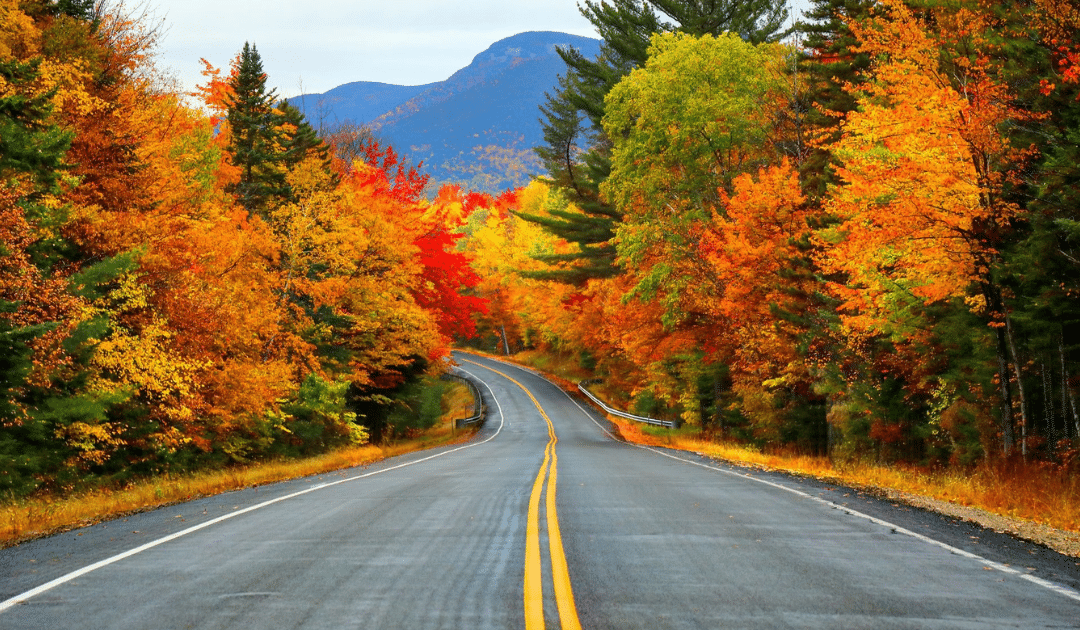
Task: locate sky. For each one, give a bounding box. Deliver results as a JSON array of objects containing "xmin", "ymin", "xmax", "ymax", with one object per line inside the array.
[{"xmin": 145, "ymin": 0, "xmax": 813, "ymax": 99}]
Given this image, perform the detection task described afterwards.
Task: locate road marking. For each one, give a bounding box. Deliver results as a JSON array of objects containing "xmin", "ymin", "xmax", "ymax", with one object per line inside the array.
[
  {"xmin": 460, "ymin": 358, "xmax": 582, "ymax": 630},
  {"xmin": 635, "ymin": 443, "xmax": 1080, "ymax": 603},
  {"xmin": 525, "ymin": 433, "xmax": 553, "ymax": 629},
  {"xmin": 0, "ymin": 383, "xmax": 506, "ymax": 615},
  {"xmin": 463, "ymin": 353, "xmax": 1080, "ymax": 606}
]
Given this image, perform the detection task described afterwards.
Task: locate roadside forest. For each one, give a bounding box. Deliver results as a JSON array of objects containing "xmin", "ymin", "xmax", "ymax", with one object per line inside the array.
[
  {"xmin": 0, "ymin": 0, "xmax": 511, "ymax": 498},
  {"xmin": 463, "ymin": 0, "xmax": 1080, "ymax": 477},
  {"xmin": 3, "ymin": 0, "xmax": 1080, "ymax": 510}
]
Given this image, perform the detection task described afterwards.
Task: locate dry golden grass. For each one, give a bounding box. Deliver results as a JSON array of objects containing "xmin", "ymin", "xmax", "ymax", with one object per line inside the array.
[
  {"xmin": 0, "ymin": 384, "xmax": 481, "ymax": 548},
  {"xmin": 608, "ymin": 416, "xmax": 1080, "ymax": 533},
  {"xmin": 442, "ymin": 380, "xmax": 478, "ymax": 425}
]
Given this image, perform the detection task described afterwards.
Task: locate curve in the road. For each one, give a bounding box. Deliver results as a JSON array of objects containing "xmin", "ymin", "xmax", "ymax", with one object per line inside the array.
[
  {"xmin": 461, "ymin": 358, "xmax": 582, "ymax": 630},
  {"xmin": 472, "ymin": 352, "xmax": 1080, "ymax": 608}
]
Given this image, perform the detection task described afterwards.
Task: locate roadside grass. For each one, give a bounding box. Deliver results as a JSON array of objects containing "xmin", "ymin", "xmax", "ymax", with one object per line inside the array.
[
  {"xmin": 0, "ymin": 381, "xmax": 480, "ymax": 548},
  {"xmin": 508, "ymin": 349, "xmax": 594, "ymax": 386},
  {"xmin": 610, "ymin": 417, "xmax": 1080, "ymax": 533}
]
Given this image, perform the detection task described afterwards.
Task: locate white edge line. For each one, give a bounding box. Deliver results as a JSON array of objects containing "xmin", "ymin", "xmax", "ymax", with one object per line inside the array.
[
  {"xmin": 464, "ymin": 353, "xmax": 1080, "ymax": 604},
  {"xmin": 0, "ymin": 379, "xmax": 506, "ymax": 614}
]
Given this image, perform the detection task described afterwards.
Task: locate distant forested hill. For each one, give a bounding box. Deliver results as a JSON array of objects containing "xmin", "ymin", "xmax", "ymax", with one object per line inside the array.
[{"xmin": 291, "ymin": 31, "xmax": 602, "ymax": 193}]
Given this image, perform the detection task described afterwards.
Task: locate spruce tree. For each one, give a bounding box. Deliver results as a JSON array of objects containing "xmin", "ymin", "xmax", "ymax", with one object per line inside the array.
[
  {"xmin": 277, "ymin": 99, "xmax": 328, "ymax": 169},
  {"xmin": 275, "ymin": 98, "xmax": 337, "ymax": 199},
  {"xmin": 227, "ymin": 42, "xmax": 283, "ymax": 214},
  {"xmin": 50, "ymin": 0, "xmax": 96, "ymax": 19},
  {"xmin": 0, "ymin": 58, "xmax": 72, "ymax": 200},
  {"xmin": 530, "ymin": 0, "xmax": 791, "ymax": 284},
  {"xmin": 0, "ymin": 55, "xmax": 126, "ymax": 494},
  {"xmin": 796, "ymin": 0, "xmax": 874, "ymax": 198}
]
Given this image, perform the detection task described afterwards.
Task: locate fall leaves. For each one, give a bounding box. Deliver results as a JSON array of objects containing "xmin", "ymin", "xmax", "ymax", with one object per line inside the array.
[
  {"xmin": 4, "ymin": 0, "xmax": 1080, "ymax": 496},
  {"xmin": 0, "ymin": 3, "xmax": 490, "ymax": 494},
  {"xmin": 471, "ymin": 0, "xmax": 1080, "ymax": 463}
]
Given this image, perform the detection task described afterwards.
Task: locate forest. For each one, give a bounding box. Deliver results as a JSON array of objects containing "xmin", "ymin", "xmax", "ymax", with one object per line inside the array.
[
  {"xmin": 0, "ymin": 0, "xmax": 510, "ymax": 496},
  {"xmin": 468, "ymin": 0, "xmax": 1080, "ymax": 473},
  {"xmin": 2, "ymin": 0, "xmax": 1079, "ymax": 504}
]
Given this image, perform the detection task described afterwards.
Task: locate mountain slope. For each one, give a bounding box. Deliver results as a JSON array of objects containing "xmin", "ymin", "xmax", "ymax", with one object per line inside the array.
[
  {"xmin": 288, "ymin": 81, "xmax": 436, "ymax": 129},
  {"xmin": 294, "ymin": 31, "xmax": 601, "ymax": 192}
]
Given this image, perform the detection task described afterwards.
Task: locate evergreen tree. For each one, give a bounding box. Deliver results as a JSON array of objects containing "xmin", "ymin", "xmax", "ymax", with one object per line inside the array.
[
  {"xmin": 275, "ymin": 98, "xmax": 337, "ymax": 199},
  {"xmin": 50, "ymin": 0, "xmax": 96, "ymax": 20},
  {"xmin": 0, "ymin": 54, "xmax": 126, "ymax": 494},
  {"xmin": 277, "ymin": 99, "xmax": 328, "ymax": 169},
  {"xmin": 227, "ymin": 42, "xmax": 284, "ymax": 214},
  {"xmin": 796, "ymin": 0, "xmax": 874, "ymax": 198},
  {"xmin": 530, "ymin": 0, "xmax": 791, "ymax": 283},
  {"xmin": 0, "ymin": 58, "xmax": 72, "ymax": 200}
]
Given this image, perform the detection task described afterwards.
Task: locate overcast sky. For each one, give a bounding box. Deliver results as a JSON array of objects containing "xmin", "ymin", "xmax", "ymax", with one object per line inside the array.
[{"xmin": 146, "ymin": 0, "xmax": 812, "ymax": 99}]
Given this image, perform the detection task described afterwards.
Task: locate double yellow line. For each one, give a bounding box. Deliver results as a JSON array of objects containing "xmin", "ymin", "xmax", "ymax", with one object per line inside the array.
[{"xmin": 461, "ymin": 360, "xmax": 581, "ymax": 630}]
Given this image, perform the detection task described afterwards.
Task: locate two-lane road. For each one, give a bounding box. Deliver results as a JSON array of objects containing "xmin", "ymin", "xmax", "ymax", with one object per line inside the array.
[{"xmin": 1, "ymin": 351, "xmax": 1078, "ymax": 628}]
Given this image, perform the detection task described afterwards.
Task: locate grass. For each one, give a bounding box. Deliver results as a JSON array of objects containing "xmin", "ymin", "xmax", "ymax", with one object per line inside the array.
[
  {"xmin": 0, "ymin": 381, "xmax": 481, "ymax": 548},
  {"xmin": 608, "ymin": 417, "xmax": 1080, "ymax": 533},
  {"xmin": 442, "ymin": 380, "xmax": 479, "ymax": 425}
]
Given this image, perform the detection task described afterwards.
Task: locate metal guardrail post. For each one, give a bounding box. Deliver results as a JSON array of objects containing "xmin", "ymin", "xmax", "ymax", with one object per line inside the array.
[
  {"xmin": 443, "ymin": 371, "xmax": 485, "ymax": 429},
  {"xmin": 577, "ymin": 381, "xmax": 680, "ymax": 429}
]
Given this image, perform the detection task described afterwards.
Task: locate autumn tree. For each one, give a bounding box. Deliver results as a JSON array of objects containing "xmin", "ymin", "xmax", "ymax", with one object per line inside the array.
[
  {"xmin": 602, "ymin": 32, "xmax": 788, "ymax": 320},
  {"xmin": 531, "ymin": 0, "xmax": 791, "ymax": 282},
  {"xmin": 811, "ymin": 0, "xmax": 1053, "ymax": 459}
]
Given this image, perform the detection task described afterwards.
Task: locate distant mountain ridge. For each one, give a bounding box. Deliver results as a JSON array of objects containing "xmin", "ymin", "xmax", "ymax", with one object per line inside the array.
[{"xmin": 292, "ymin": 31, "xmax": 602, "ymax": 193}]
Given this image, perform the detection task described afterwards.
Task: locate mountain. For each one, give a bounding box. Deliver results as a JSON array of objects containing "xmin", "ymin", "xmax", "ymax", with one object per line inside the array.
[
  {"xmin": 292, "ymin": 31, "xmax": 602, "ymax": 193},
  {"xmin": 287, "ymin": 81, "xmax": 437, "ymax": 129}
]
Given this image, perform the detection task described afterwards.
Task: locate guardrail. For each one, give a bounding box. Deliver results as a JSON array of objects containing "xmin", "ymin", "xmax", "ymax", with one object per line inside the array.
[
  {"xmin": 577, "ymin": 380, "xmax": 679, "ymax": 429},
  {"xmin": 443, "ymin": 371, "xmax": 485, "ymax": 429}
]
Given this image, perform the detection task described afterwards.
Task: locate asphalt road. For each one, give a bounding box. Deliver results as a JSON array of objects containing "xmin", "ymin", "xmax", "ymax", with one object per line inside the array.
[{"xmin": 1, "ymin": 351, "xmax": 1078, "ymax": 629}]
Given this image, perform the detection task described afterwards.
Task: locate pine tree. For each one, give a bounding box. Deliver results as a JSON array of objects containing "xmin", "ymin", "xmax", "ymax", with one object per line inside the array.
[
  {"xmin": 796, "ymin": 0, "xmax": 875, "ymax": 198},
  {"xmin": 50, "ymin": 0, "xmax": 96, "ymax": 19},
  {"xmin": 227, "ymin": 42, "xmax": 284, "ymax": 214},
  {"xmin": 530, "ymin": 0, "xmax": 791, "ymax": 283},
  {"xmin": 277, "ymin": 99, "xmax": 327, "ymax": 168},
  {"xmin": 276, "ymin": 99, "xmax": 336, "ymax": 199},
  {"xmin": 0, "ymin": 55, "xmax": 119, "ymax": 494},
  {"xmin": 0, "ymin": 58, "xmax": 72, "ymax": 200}
]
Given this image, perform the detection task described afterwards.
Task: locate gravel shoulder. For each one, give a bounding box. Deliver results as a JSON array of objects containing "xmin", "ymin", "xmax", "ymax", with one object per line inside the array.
[{"xmin": 880, "ymin": 487, "xmax": 1080, "ymax": 558}]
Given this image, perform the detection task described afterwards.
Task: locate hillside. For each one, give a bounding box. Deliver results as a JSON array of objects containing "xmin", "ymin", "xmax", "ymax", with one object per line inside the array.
[
  {"xmin": 293, "ymin": 31, "xmax": 602, "ymax": 193},
  {"xmin": 287, "ymin": 81, "xmax": 436, "ymax": 129}
]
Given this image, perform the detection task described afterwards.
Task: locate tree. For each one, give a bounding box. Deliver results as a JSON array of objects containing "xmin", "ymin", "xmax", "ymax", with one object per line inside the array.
[
  {"xmin": 226, "ymin": 42, "xmax": 283, "ymax": 213},
  {"xmin": 277, "ymin": 99, "xmax": 331, "ymax": 174},
  {"xmin": 796, "ymin": 0, "xmax": 875, "ymax": 198},
  {"xmin": 817, "ymin": 0, "xmax": 1040, "ymax": 457},
  {"xmin": 602, "ymin": 32, "xmax": 787, "ymax": 315},
  {"xmin": 529, "ymin": 0, "xmax": 791, "ymax": 283}
]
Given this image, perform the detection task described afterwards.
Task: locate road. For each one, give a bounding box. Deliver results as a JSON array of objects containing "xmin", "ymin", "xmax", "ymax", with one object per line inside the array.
[{"xmin": 1, "ymin": 351, "xmax": 1078, "ymax": 629}]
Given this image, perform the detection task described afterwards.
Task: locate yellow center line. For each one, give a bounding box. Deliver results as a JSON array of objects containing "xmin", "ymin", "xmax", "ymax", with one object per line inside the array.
[
  {"xmin": 461, "ymin": 359, "xmax": 582, "ymax": 630},
  {"xmin": 525, "ymin": 438, "xmax": 553, "ymax": 629}
]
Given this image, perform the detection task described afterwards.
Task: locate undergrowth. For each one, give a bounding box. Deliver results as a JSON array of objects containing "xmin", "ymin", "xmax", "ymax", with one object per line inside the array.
[
  {"xmin": 1, "ymin": 381, "xmax": 479, "ymax": 547},
  {"xmin": 609, "ymin": 416, "xmax": 1080, "ymax": 533}
]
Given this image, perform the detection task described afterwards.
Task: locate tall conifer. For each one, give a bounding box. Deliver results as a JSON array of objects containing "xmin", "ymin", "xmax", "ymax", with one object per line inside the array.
[
  {"xmin": 227, "ymin": 42, "xmax": 283, "ymax": 214},
  {"xmin": 796, "ymin": 0, "xmax": 874, "ymax": 198}
]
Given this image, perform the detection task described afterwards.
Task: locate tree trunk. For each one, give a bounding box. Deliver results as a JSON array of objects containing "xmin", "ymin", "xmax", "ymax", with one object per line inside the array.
[
  {"xmin": 499, "ymin": 324, "xmax": 510, "ymax": 356},
  {"xmin": 1063, "ymin": 333, "xmax": 1080, "ymax": 439},
  {"xmin": 1003, "ymin": 309, "xmax": 1029, "ymax": 458},
  {"xmin": 1043, "ymin": 357, "xmax": 1056, "ymax": 445},
  {"xmin": 995, "ymin": 326, "xmax": 1016, "ymax": 456}
]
